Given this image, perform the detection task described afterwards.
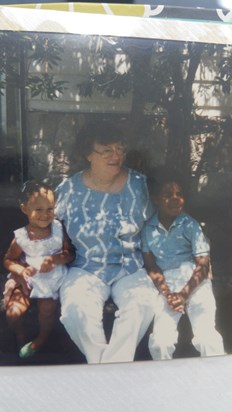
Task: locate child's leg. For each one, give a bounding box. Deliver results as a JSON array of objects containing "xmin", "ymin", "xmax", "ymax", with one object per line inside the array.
[
  {"xmin": 5, "ymin": 287, "xmax": 31, "ymax": 347},
  {"xmin": 19, "ymin": 298, "xmax": 59, "ymax": 358},
  {"xmin": 149, "ymin": 294, "xmax": 182, "ymax": 360},
  {"xmin": 31, "ymin": 298, "xmax": 59, "ymax": 350},
  {"xmin": 187, "ymin": 279, "xmax": 225, "ymax": 357}
]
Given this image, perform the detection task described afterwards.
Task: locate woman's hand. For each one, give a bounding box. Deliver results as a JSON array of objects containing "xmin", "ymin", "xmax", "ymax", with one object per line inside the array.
[
  {"xmin": 3, "ymin": 278, "xmax": 18, "ymax": 306},
  {"xmin": 167, "ymin": 292, "xmax": 186, "ymax": 313},
  {"xmin": 7, "ymin": 271, "xmax": 32, "ymax": 297}
]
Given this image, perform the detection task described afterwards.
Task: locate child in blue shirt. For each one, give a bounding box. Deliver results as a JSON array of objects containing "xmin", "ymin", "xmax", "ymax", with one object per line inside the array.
[{"xmin": 142, "ymin": 169, "xmax": 224, "ymax": 360}]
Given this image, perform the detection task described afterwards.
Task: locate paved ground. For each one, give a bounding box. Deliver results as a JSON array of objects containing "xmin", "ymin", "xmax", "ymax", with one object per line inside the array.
[{"xmin": 0, "ymin": 206, "xmax": 231, "ymax": 366}]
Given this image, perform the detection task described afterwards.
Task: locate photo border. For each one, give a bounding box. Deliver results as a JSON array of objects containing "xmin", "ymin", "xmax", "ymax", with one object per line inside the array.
[
  {"xmin": 1, "ymin": 4, "xmax": 232, "ymax": 411},
  {"xmin": 1, "ymin": 3, "xmax": 232, "ymax": 44}
]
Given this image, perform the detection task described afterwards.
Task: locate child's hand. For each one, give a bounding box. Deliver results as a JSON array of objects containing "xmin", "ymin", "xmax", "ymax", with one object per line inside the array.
[
  {"xmin": 167, "ymin": 293, "xmax": 185, "ymax": 313},
  {"xmin": 21, "ymin": 266, "xmax": 37, "ymax": 278},
  {"xmin": 39, "ymin": 256, "xmax": 56, "ymax": 273},
  {"xmin": 17, "ymin": 268, "xmax": 34, "ymax": 295}
]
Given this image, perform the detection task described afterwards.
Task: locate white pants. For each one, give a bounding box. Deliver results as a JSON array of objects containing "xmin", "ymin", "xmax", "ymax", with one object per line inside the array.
[
  {"xmin": 149, "ymin": 263, "xmax": 225, "ymax": 360},
  {"xmin": 59, "ymin": 267, "xmax": 158, "ymax": 364}
]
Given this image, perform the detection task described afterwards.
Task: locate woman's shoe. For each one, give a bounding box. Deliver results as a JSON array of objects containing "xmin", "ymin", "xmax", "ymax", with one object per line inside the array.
[{"xmin": 19, "ymin": 341, "xmax": 38, "ymax": 358}]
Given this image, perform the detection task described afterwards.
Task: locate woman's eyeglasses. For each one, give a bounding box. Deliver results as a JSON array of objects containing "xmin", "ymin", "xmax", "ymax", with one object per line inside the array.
[{"xmin": 93, "ymin": 145, "xmax": 127, "ymax": 159}]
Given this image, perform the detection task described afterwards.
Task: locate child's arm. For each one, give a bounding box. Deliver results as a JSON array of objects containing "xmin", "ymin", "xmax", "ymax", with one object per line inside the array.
[
  {"xmin": 3, "ymin": 239, "xmax": 35, "ymax": 296},
  {"xmin": 177, "ymin": 255, "xmax": 209, "ymax": 303},
  {"xmin": 167, "ymin": 255, "xmax": 209, "ymax": 311},
  {"xmin": 4, "ymin": 239, "xmax": 36, "ymax": 277},
  {"xmin": 143, "ymin": 251, "xmax": 171, "ymax": 298},
  {"xmin": 39, "ymin": 229, "xmax": 75, "ymax": 273},
  {"xmin": 143, "ymin": 252, "xmax": 185, "ymax": 313}
]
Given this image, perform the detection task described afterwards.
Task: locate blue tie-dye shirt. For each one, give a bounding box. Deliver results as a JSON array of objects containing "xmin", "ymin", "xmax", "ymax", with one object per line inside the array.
[
  {"xmin": 55, "ymin": 168, "xmax": 152, "ymax": 284},
  {"xmin": 141, "ymin": 212, "xmax": 210, "ymax": 271}
]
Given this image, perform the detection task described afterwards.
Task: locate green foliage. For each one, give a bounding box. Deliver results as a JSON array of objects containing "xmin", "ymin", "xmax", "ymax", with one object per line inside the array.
[
  {"xmin": 27, "ymin": 36, "xmax": 63, "ymax": 69},
  {"xmin": 75, "ymin": 35, "xmax": 232, "ymax": 176},
  {"xmin": 0, "ymin": 32, "xmax": 67, "ymax": 100},
  {"xmin": 27, "ymin": 73, "xmax": 68, "ymax": 100},
  {"xmin": 0, "ymin": 32, "xmax": 21, "ymax": 94},
  {"xmin": 77, "ymin": 36, "xmax": 133, "ymax": 99},
  {"xmin": 215, "ymin": 46, "xmax": 232, "ymax": 94}
]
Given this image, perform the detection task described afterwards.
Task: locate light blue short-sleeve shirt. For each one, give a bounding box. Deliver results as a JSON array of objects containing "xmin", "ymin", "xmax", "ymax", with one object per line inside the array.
[
  {"xmin": 55, "ymin": 168, "xmax": 153, "ymax": 284},
  {"xmin": 141, "ymin": 212, "xmax": 210, "ymax": 271}
]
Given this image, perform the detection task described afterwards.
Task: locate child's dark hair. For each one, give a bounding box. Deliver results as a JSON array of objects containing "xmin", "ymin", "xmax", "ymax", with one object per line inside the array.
[
  {"xmin": 147, "ymin": 167, "xmax": 188, "ymax": 199},
  {"xmin": 19, "ymin": 180, "xmax": 52, "ymax": 204}
]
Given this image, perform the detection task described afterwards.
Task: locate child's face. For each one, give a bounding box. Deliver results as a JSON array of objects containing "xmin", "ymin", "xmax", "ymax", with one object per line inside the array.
[
  {"xmin": 156, "ymin": 182, "xmax": 185, "ymax": 219},
  {"xmin": 21, "ymin": 188, "xmax": 55, "ymax": 229}
]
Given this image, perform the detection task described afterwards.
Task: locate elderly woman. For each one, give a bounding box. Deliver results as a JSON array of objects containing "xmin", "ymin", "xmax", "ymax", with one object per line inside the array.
[{"xmin": 55, "ymin": 121, "xmax": 158, "ymax": 364}]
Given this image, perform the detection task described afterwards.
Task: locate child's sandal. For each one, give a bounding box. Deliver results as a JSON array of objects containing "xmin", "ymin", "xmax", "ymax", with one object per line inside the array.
[{"xmin": 19, "ymin": 341, "xmax": 38, "ymax": 358}]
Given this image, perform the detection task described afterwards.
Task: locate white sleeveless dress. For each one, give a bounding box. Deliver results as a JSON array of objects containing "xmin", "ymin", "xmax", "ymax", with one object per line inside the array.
[{"xmin": 14, "ymin": 219, "xmax": 68, "ymax": 299}]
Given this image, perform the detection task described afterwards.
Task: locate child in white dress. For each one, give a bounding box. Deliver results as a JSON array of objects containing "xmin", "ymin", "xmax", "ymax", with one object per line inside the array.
[{"xmin": 3, "ymin": 180, "xmax": 75, "ymax": 358}]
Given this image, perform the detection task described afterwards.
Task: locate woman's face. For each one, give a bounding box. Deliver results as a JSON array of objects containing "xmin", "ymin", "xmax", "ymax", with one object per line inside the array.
[{"xmin": 87, "ymin": 142, "xmax": 126, "ymax": 176}]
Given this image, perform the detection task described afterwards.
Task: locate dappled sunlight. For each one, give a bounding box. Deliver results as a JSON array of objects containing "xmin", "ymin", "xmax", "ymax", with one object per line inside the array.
[
  {"xmin": 197, "ymin": 174, "xmax": 208, "ymax": 192},
  {"xmin": 115, "ymin": 53, "xmax": 131, "ymax": 75}
]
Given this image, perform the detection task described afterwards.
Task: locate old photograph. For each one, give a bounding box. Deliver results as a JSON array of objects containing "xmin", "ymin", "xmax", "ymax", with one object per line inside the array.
[{"xmin": 0, "ymin": 7, "xmax": 232, "ymax": 366}]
